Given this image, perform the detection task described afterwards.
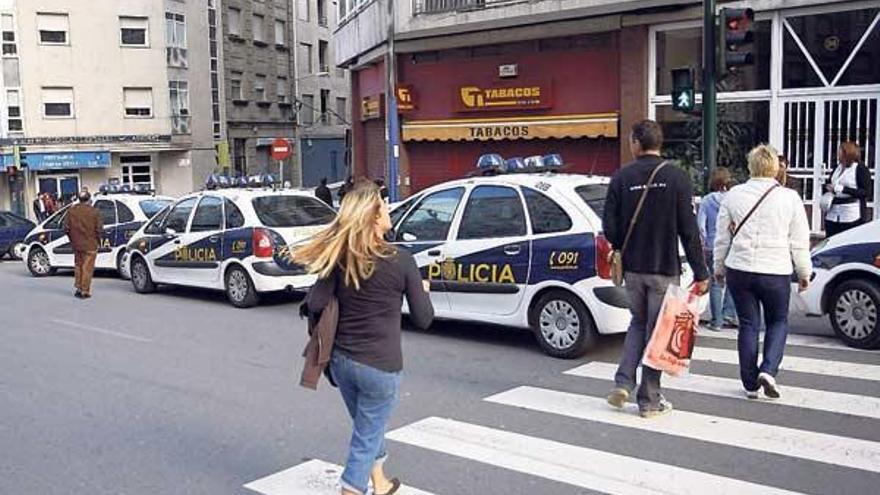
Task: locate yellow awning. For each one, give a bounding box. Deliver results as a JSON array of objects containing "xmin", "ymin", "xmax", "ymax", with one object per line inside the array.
[{"xmin": 402, "ymin": 113, "xmax": 618, "ymax": 142}]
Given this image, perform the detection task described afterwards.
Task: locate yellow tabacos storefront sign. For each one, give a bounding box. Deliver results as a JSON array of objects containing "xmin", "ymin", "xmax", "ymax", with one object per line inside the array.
[
  {"xmin": 458, "ymin": 83, "xmax": 550, "ymax": 112},
  {"xmin": 402, "ymin": 113, "xmax": 619, "ymax": 143}
]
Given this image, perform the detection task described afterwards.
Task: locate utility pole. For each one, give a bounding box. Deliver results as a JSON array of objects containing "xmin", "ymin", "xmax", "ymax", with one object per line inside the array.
[
  {"xmin": 385, "ymin": 0, "xmax": 400, "ymax": 202},
  {"xmin": 702, "ymin": 0, "xmax": 717, "ymax": 192}
]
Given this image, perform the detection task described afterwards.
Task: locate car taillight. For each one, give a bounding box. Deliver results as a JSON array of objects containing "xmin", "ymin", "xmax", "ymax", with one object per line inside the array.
[
  {"xmin": 253, "ymin": 228, "xmax": 274, "ymax": 258},
  {"xmin": 596, "ymin": 234, "xmax": 612, "ymax": 279}
]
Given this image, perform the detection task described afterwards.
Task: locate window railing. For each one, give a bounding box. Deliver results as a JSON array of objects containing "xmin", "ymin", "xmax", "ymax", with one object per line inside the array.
[{"xmin": 413, "ymin": 0, "xmax": 492, "ymax": 15}]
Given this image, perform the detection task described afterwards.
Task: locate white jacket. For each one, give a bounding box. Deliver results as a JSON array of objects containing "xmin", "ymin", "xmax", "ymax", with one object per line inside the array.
[{"xmin": 714, "ymin": 178, "xmax": 811, "ymax": 280}]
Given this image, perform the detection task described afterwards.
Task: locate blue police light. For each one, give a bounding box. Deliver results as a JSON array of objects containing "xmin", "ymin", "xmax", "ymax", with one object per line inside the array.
[
  {"xmin": 133, "ymin": 183, "xmax": 151, "ymax": 194},
  {"xmin": 542, "ymin": 154, "xmax": 564, "ymax": 168},
  {"xmin": 206, "ymin": 174, "xmax": 220, "ymax": 190},
  {"xmin": 107, "ymin": 184, "xmax": 120, "ymax": 194},
  {"xmin": 120, "ymin": 184, "xmax": 132, "ymax": 193},
  {"xmin": 262, "ymin": 174, "xmax": 276, "ymax": 187},
  {"xmin": 217, "ymin": 175, "xmax": 231, "ymax": 188},
  {"xmin": 505, "ymin": 157, "xmax": 526, "ymax": 172},
  {"xmin": 477, "ymin": 153, "xmax": 505, "ymax": 171},
  {"xmin": 524, "ymin": 155, "xmax": 544, "ymax": 168},
  {"xmin": 235, "ymin": 175, "xmax": 248, "ymax": 188},
  {"xmin": 98, "ymin": 184, "xmax": 109, "ymax": 194}
]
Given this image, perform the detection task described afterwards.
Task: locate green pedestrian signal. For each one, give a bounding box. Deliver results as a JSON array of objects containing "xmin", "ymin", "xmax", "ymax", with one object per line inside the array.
[{"xmin": 671, "ymin": 68, "xmax": 695, "ymax": 113}]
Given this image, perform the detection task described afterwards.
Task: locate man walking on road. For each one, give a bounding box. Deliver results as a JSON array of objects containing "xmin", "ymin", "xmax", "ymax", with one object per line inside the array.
[
  {"xmin": 63, "ymin": 191, "xmax": 103, "ymax": 299},
  {"xmin": 315, "ymin": 177, "xmax": 333, "ymax": 207},
  {"xmin": 602, "ymin": 120, "xmax": 709, "ymax": 418}
]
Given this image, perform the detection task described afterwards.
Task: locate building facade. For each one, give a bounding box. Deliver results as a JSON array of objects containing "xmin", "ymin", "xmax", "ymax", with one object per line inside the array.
[
  {"xmin": 334, "ymin": 0, "xmax": 879, "ymax": 233},
  {"xmin": 221, "ymin": 0, "xmax": 350, "ymax": 188},
  {"xmin": 0, "ymin": 0, "xmax": 217, "ymax": 219}
]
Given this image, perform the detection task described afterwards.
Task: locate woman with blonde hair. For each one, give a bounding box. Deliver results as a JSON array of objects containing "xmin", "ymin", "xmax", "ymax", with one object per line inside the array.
[
  {"xmin": 714, "ymin": 144, "xmax": 811, "ymax": 400},
  {"xmin": 294, "ymin": 181, "xmax": 433, "ymax": 495}
]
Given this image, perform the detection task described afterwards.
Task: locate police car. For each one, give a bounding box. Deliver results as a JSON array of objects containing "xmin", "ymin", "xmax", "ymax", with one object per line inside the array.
[
  {"xmin": 22, "ymin": 185, "xmax": 173, "ymax": 278},
  {"xmin": 797, "ymin": 220, "xmax": 880, "ymax": 349},
  {"xmin": 390, "ymin": 154, "xmax": 694, "ymax": 358},
  {"xmin": 122, "ymin": 175, "xmax": 336, "ymax": 308}
]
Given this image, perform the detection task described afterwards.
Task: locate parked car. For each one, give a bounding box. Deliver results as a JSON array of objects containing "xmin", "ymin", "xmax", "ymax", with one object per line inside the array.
[
  {"xmin": 0, "ymin": 211, "xmax": 35, "ymax": 260},
  {"xmin": 797, "ymin": 220, "xmax": 880, "ymax": 349}
]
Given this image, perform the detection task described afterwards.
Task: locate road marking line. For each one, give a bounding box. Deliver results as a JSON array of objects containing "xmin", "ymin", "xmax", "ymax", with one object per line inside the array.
[
  {"xmin": 565, "ymin": 362, "xmax": 880, "ymax": 419},
  {"xmin": 486, "ymin": 386, "xmax": 880, "ymax": 472},
  {"xmin": 48, "ymin": 319, "xmax": 152, "ymax": 343},
  {"xmin": 387, "ymin": 417, "xmax": 806, "ymax": 495},
  {"xmin": 244, "ymin": 459, "xmax": 435, "ymax": 495},
  {"xmin": 694, "ymin": 346, "xmax": 880, "ymax": 381},
  {"xmin": 700, "ymin": 328, "xmax": 873, "ymax": 353}
]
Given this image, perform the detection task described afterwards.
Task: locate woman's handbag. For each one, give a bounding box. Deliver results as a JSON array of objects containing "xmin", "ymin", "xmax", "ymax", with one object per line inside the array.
[{"xmin": 610, "ymin": 162, "xmax": 668, "ymax": 287}]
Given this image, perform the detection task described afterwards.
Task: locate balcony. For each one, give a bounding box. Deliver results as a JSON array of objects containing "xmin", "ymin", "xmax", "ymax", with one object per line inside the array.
[{"xmin": 413, "ymin": 0, "xmax": 490, "ymax": 15}]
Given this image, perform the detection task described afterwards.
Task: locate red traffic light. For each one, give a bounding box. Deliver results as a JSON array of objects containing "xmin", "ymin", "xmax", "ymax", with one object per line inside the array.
[{"xmin": 723, "ymin": 8, "xmax": 754, "ymax": 29}]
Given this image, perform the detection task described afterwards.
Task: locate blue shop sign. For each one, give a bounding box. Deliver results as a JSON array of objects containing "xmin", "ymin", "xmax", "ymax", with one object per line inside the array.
[{"xmin": 0, "ymin": 151, "xmax": 111, "ymax": 170}]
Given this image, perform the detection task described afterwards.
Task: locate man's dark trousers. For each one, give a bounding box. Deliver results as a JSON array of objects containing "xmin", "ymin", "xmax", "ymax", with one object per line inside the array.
[{"xmin": 614, "ymin": 272, "xmax": 679, "ymax": 410}]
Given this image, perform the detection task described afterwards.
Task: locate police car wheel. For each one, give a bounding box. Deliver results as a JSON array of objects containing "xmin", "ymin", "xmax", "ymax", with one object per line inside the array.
[
  {"xmin": 225, "ymin": 265, "xmax": 259, "ymax": 308},
  {"xmin": 116, "ymin": 250, "xmax": 129, "ymax": 279},
  {"xmin": 531, "ymin": 290, "xmax": 596, "ymax": 359},
  {"xmin": 130, "ymin": 256, "xmax": 156, "ymax": 294},
  {"xmin": 27, "ymin": 247, "xmax": 55, "ymax": 277},
  {"xmin": 829, "ymin": 279, "xmax": 880, "ymax": 350}
]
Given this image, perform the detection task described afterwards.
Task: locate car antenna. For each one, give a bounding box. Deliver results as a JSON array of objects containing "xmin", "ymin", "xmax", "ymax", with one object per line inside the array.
[{"xmin": 587, "ymin": 136, "xmax": 604, "ymax": 177}]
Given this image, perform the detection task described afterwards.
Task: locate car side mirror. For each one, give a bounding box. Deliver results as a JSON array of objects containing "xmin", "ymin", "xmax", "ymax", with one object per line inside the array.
[
  {"xmin": 384, "ymin": 228, "xmax": 397, "ymax": 243},
  {"xmin": 401, "ymin": 232, "xmax": 417, "ymax": 242},
  {"xmin": 165, "ymin": 227, "xmax": 177, "ymax": 236}
]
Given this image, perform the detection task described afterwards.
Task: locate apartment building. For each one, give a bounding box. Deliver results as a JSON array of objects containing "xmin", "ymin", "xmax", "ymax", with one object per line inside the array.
[
  {"xmin": 222, "ymin": 0, "xmax": 350, "ymax": 187},
  {"xmin": 0, "ymin": 0, "xmax": 216, "ymax": 219}
]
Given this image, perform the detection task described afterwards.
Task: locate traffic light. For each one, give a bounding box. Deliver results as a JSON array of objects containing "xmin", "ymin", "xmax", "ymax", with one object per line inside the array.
[
  {"xmin": 13, "ymin": 144, "xmax": 27, "ymax": 169},
  {"xmin": 671, "ymin": 67, "xmax": 695, "ymax": 113},
  {"xmin": 718, "ymin": 7, "xmax": 755, "ymax": 77}
]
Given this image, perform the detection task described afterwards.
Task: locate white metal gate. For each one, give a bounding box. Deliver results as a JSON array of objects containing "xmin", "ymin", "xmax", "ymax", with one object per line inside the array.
[{"xmin": 782, "ymin": 96, "xmax": 879, "ymax": 231}]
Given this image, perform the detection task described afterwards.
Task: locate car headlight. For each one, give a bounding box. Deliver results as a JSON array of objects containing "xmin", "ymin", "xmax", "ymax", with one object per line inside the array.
[{"xmin": 812, "ymin": 253, "xmax": 843, "ymax": 270}]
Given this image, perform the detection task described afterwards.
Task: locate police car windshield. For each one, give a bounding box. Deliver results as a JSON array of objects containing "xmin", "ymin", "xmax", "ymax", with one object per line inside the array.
[
  {"xmin": 575, "ymin": 184, "xmax": 608, "ymax": 218},
  {"xmin": 139, "ymin": 199, "xmax": 173, "ymax": 218},
  {"xmin": 252, "ymin": 196, "xmax": 335, "ymax": 227}
]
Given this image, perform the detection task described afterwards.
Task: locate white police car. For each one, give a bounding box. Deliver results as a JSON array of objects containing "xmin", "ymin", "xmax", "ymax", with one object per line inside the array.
[
  {"xmin": 22, "ymin": 185, "xmax": 173, "ymax": 278},
  {"xmin": 797, "ymin": 220, "xmax": 880, "ymax": 349},
  {"xmin": 390, "ymin": 154, "xmax": 695, "ymax": 358},
  {"xmin": 123, "ymin": 176, "xmax": 336, "ymax": 308}
]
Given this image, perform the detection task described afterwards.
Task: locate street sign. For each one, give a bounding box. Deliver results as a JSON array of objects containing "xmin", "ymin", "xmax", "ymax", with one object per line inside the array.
[
  {"xmin": 270, "ymin": 138, "xmax": 292, "ymax": 161},
  {"xmin": 671, "ymin": 68, "xmax": 695, "ymax": 113}
]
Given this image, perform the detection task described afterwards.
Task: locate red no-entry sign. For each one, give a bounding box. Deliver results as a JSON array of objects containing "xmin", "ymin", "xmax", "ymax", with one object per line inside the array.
[{"xmin": 270, "ymin": 138, "xmax": 292, "ymax": 161}]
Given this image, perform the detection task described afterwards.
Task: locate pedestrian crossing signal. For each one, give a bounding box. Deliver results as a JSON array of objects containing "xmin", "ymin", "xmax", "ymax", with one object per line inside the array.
[{"xmin": 671, "ymin": 68, "xmax": 695, "ymax": 113}]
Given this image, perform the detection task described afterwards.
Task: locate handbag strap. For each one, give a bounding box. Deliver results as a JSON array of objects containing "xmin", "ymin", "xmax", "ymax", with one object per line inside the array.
[
  {"xmin": 732, "ymin": 183, "xmax": 779, "ymax": 240},
  {"xmin": 621, "ymin": 161, "xmax": 668, "ymax": 253}
]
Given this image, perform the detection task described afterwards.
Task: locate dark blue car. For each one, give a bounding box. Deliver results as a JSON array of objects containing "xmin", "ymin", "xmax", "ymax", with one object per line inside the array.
[{"xmin": 0, "ymin": 211, "xmax": 35, "ymax": 260}]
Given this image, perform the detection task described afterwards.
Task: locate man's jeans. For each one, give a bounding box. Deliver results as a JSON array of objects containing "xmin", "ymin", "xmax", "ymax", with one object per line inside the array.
[
  {"xmin": 329, "ymin": 351, "xmax": 401, "ymax": 495},
  {"xmin": 615, "ymin": 272, "xmax": 679, "ymax": 411},
  {"xmin": 705, "ymin": 251, "xmax": 736, "ymax": 327},
  {"xmin": 726, "ymin": 269, "xmax": 791, "ymax": 392}
]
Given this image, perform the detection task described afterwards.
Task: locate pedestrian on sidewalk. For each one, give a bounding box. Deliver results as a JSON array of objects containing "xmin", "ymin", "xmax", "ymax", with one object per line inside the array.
[
  {"xmin": 294, "ymin": 181, "xmax": 434, "ymax": 495},
  {"xmin": 315, "ymin": 177, "xmax": 333, "ymax": 206},
  {"xmin": 33, "ymin": 193, "xmax": 48, "ymax": 222},
  {"xmin": 714, "ymin": 144, "xmax": 811, "ymax": 400},
  {"xmin": 824, "ymin": 141, "xmax": 870, "ymax": 237},
  {"xmin": 697, "ymin": 167, "xmax": 737, "ymax": 332},
  {"xmin": 63, "ymin": 190, "xmax": 103, "ymax": 299},
  {"xmin": 603, "ymin": 119, "xmax": 709, "ymax": 418}
]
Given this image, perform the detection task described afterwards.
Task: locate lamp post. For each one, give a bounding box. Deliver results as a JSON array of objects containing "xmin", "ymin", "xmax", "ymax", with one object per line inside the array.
[{"xmin": 385, "ymin": 0, "xmax": 400, "ymax": 202}]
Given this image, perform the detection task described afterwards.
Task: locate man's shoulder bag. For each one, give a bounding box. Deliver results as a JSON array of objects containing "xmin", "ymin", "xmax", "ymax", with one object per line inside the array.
[{"xmin": 610, "ymin": 161, "xmax": 668, "ymax": 288}]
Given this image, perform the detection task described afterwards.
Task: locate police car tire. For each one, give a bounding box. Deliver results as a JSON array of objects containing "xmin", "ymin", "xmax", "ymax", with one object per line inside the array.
[
  {"xmin": 130, "ymin": 256, "xmax": 156, "ymax": 294},
  {"xmin": 27, "ymin": 247, "xmax": 56, "ymax": 277},
  {"xmin": 829, "ymin": 279, "xmax": 880, "ymax": 350},
  {"xmin": 530, "ymin": 290, "xmax": 597, "ymax": 359},
  {"xmin": 116, "ymin": 250, "xmax": 129, "ymax": 279},
  {"xmin": 225, "ymin": 265, "xmax": 259, "ymax": 308}
]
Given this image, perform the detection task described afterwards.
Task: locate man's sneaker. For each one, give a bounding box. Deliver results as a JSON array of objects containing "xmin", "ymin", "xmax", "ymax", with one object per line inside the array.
[
  {"xmin": 758, "ymin": 372, "xmax": 781, "ymax": 399},
  {"xmin": 723, "ymin": 317, "xmax": 739, "ymax": 329},
  {"xmin": 74, "ymin": 290, "xmax": 83, "ymax": 299},
  {"xmin": 745, "ymin": 390, "xmax": 760, "ymax": 400},
  {"xmin": 704, "ymin": 324, "xmax": 722, "ymax": 332},
  {"xmin": 640, "ymin": 399, "xmax": 674, "ymax": 418},
  {"xmin": 606, "ymin": 387, "xmax": 629, "ymax": 409}
]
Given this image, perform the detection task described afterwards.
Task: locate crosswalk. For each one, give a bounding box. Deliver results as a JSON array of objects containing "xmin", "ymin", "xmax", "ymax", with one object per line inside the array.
[{"xmin": 246, "ymin": 332, "xmax": 880, "ymax": 494}]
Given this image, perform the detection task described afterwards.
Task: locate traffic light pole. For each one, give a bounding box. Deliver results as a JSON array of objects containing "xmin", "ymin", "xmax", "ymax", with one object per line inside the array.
[{"xmin": 702, "ymin": 0, "xmax": 717, "ymax": 192}]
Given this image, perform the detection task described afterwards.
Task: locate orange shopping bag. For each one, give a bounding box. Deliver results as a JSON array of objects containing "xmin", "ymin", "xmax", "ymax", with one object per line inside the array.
[{"xmin": 642, "ymin": 285, "xmax": 702, "ymax": 377}]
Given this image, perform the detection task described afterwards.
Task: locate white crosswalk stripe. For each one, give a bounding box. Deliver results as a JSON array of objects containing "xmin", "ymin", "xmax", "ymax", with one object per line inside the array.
[
  {"xmin": 486, "ymin": 386, "xmax": 880, "ymax": 472},
  {"xmin": 386, "ymin": 417, "xmax": 808, "ymax": 495},
  {"xmin": 694, "ymin": 346, "xmax": 880, "ymax": 381},
  {"xmin": 699, "ymin": 328, "xmax": 870, "ymax": 353},
  {"xmin": 566, "ymin": 361, "xmax": 880, "ymax": 419},
  {"xmin": 244, "ymin": 459, "xmax": 435, "ymax": 495}
]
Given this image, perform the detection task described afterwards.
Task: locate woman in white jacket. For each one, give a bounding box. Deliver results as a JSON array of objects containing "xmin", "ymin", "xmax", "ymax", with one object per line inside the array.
[{"xmin": 714, "ymin": 145, "xmax": 811, "ymax": 400}]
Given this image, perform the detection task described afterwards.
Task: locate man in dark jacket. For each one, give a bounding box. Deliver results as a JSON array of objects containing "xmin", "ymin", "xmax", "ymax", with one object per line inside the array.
[
  {"xmin": 602, "ymin": 119, "xmax": 709, "ymax": 418},
  {"xmin": 63, "ymin": 191, "xmax": 103, "ymax": 299},
  {"xmin": 315, "ymin": 177, "xmax": 333, "ymax": 206}
]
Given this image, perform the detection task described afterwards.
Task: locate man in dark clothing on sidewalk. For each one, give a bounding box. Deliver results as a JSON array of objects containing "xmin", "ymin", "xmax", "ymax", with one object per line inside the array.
[
  {"xmin": 602, "ymin": 119, "xmax": 709, "ymax": 418},
  {"xmin": 315, "ymin": 178, "xmax": 333, "ymax": 206},
  {"xmin": 63, "ymin": 191, "xmax": 103, "ymax": 299}
]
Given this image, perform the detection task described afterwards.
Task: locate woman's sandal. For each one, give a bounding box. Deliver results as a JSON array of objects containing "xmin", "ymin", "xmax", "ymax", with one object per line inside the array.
[{"xmin": 375, "ymin": 478, "xmax": 401, "ymax": 495}]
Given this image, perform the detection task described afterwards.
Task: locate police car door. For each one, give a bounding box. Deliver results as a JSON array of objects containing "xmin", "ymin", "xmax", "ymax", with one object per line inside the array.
[
  {"xmin": 443, "ymin": 184, "xmax": 531, "ymax": 316},
  {"xmin": 93, "ymin": 199, "xmax": 118, "ymax": 266},
  {"xmin": 149, "ymin": 196, "xmax": 197, "ymax": 284},
  {"xmin": 177, "ymin": 195, "xmax": 225, "ymax": 285},
  {"xmin": 393, "ymin": 187, "xmax": 466, "ymax": 312},
  {"xmin": 34, "ymin": 206, "xmax": 73, "ymax": 267}
]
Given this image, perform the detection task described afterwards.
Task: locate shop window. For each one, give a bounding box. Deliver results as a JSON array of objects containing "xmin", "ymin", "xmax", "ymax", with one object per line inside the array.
[
  {"xmin": 37, "ymin": 13, "xmax": 69, "ymax": 45},
  {"xmin": 784, "ymin": 8, "xmax": 880, "ymax": 88},
  {"xmin": 123, "ymin": 87, "xmax": 153, "ymax": 118},
  {"xmin": 42, "ymin": 87, "xmax": 74, "ymax": 118},
  {"xmin": 120, "ymin": 16, "xmax": 148, "ymax": 47},
  {"xmin": 655, "ymin": 101, "xmax": 770, "ymax": 193}
]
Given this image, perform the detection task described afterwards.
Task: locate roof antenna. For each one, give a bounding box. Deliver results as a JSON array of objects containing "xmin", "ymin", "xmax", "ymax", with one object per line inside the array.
[{"xmin": 587, "ymin": 136, "xmax": 605, "ymax": 177}]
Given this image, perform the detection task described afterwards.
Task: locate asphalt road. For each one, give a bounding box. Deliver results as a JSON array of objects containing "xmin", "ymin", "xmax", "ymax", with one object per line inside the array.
[{"xmin": 1, "ymin": 260, "xmax": 878, "ymax": 495}]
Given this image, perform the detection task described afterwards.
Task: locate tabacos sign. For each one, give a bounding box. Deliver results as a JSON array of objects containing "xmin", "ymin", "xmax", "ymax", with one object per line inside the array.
[{"xmin": 457, "ymin": 81, "xmax": 552, "ymax": 112}]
